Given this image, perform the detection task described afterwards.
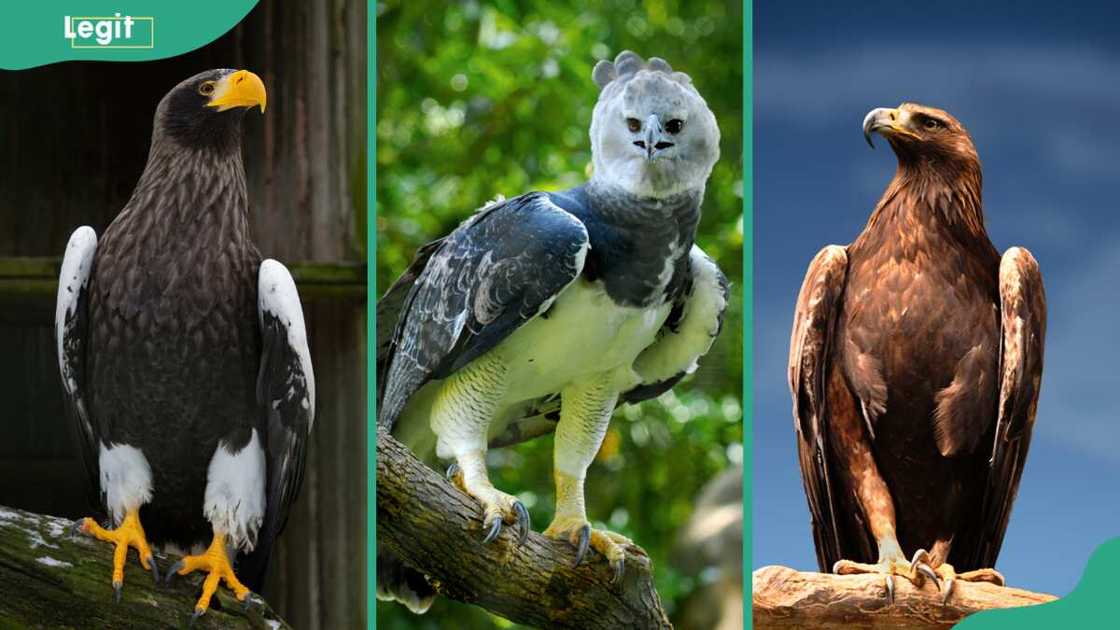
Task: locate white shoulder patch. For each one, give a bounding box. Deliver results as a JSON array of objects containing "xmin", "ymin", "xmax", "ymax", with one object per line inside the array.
[
  {"xmin": 631, "ymin": 245, "xmax": 727, "ymax": 383},
  {"xmin": 258, "ymin": 259, "xmax": 316, "ymax": 425},
  {"xmin": 98, "ymin": 442, "xmax": 153, "ymax": 524},
  {"xmin": 204, "ymin": 429, "xmax": 266, "ymax": 552},
  {"xmin": 55, "ymin": 226, "xmax": 97, "ymax": 394}
]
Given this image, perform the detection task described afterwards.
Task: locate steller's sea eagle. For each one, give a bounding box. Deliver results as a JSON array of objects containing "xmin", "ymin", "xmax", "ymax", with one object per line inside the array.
[
  {"xmin": 55, "ymin": 68, "xmax": 314, "ymax": 620},
  {"xmin": 789, "ymin": 102, "xmax": 1046, "ymax": 603},
  {"xmin": 376, "ymin": 51, "xmax": 728, "ymax": 613}
]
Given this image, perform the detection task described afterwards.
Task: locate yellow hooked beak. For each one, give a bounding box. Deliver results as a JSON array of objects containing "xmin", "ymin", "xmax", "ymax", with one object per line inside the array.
[
  {"xmin": 206, "ymin": 69, "xmax": 267, "ymax": 113},
  {"xmin": 862, "ymin": 106, "xmax": 917, "ymax": 148}
]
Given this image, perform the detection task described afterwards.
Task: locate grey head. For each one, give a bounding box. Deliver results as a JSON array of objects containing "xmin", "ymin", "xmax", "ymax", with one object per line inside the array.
[{"xmin": 589, "ymin": 51, "xmax": 720, "ymax": 198}]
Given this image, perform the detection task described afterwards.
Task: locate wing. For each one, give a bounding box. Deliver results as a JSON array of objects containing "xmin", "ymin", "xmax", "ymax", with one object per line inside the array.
[
  {"xmin": 788, "ymin": 245, "xmax": 849, "ymax": 571},
  {"xmin": 963, "ymin": 247, "xmax": 1046, "ymax": 569},
  {"xmin": 622, "ymin": 245, "xmax": 729, "ymax": 404},
  {"xmin": 378, "ymin": 193, "xmax": 589, "ymax": 429},
  {"xmin": 55, "ymin": 226, "xmax": 101, "ymax": 506},
  {"xmin": 241, "ymin": 259, "xmax": 315, "ymax": 587},
  {"xmin": 376, "ymin": 238, "xmax": 444, "ymax": 403}
]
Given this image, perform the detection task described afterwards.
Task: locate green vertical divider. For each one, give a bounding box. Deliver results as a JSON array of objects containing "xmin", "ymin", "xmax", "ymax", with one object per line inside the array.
[
  {"xmin": 367, "ymin": 0, "xmax": 378, "ymax": 627},
  {"xmin": 743, "ymin": 0, "xmax": 754, "ymax": 628}
]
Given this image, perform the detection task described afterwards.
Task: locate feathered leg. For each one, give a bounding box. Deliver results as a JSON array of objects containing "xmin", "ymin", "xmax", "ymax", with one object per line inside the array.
[
  {"xmin": 543, "ymin": 376, "xmax": 631, "ymax": 583},
  {"xmin": 827, "ymin": 371, "xmax": 938, "ymax": 602},
  {"xmin": 432, "ymin": 354, "xmax": 530, "ymax": 543},
  {"xmin": 77, "ymin": 442, "xmax": 159, "ymax": 600},
  {"xmin": 166, "ymin": 430, "xmax": 265, "ymax": 620}
]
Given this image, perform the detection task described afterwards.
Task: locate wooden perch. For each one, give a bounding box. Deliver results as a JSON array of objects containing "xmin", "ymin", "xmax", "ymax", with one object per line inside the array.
[
  {"xmin": 376, "ymin": 425, "xmax": 672, "ymax": 629},
  {"xmin": 752, "ymin": 565, "xmax": 1056, "ymax": 630},
  {"xmin": 0, "ymin": 505, "xmax": 291, "ymax": 629}
]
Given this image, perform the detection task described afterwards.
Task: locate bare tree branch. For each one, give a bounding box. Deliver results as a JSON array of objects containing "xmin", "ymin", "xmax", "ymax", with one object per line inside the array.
[
  {"xmin": 0, "ymin": 504, "xmax": 291, "ymax": 629},
  {"xmin": 752, "ymin": 565, "xmax": 1056, "ymax": 630}
]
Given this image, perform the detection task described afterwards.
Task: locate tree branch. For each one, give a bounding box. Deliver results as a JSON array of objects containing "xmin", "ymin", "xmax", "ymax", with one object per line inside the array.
[
  {"xmin": 376, "ymin": 425, "xmax": 672, "ymax": 629},
  {"xmin": 752, "ymin": 565, "xmax": 1056, "ymax": 630},
  {"xmin": 0, "ymin": 504, "xmax": 292, "ymax": 629}
]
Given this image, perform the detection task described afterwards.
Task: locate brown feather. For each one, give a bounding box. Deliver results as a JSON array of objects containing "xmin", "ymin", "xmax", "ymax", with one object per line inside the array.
[{"xmin": 790, "ymin": 102, "xmax": 1045, "ymax": 572}]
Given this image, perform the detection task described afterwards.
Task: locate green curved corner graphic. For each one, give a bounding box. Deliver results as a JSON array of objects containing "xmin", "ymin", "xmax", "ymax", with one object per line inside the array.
[
  {"xmin": 957, "ymin": 537, "xmax": 1119, "ymax": 628},
  {"xmin": 0, "ymin": 1, "xmax": 258, "ymax": 70}
]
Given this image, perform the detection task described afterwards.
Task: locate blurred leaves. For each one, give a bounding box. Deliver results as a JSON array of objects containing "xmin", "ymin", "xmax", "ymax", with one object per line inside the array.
[{"xmin": 376, "ymin": 0, "xmax": 742, "ymax": 627}]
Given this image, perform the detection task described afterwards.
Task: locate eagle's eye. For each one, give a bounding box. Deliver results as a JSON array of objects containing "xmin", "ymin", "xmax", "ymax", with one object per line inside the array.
[
  {"xmin": 923, "ymin": 117, "xmax": 944, "ymax": 131},
  {"xmin": 198, "ymin": 81, "xmax": 216, "ymax": 97},
  {"xmin": 665, "ymin": 119, "xmax": 684, "ymax": 134},
  {"xmin": 626, "ymin": 118, "xmax": 642, "ymax": 133}
]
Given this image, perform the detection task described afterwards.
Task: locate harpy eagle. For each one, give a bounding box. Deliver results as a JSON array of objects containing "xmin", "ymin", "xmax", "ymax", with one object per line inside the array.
[
  {"xmin": 789, "ymin": 103, "xmax": 1046, "ymax": 602},
  {"xmin": 377, "ymin": 51, "xmax": 727, "ymax": 613},
  {"xmin": 55, "ymin": 69, "xmax": 314, "ymax": 619}
]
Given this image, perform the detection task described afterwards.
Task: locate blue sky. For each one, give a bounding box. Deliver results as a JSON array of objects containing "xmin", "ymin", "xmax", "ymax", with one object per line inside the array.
[{"xmin": 753, "ymin": 0, "xmax": 1120, "ymax": 595}]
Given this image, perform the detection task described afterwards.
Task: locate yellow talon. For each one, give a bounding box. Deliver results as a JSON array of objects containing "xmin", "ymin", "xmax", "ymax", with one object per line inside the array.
[
  {"xmin": 170, "ymin": 533, "xmax": 250, "ymax": 614},
  {"xmin": 79, "ymin": 509, "xmax": 157, "ymax": 596}
]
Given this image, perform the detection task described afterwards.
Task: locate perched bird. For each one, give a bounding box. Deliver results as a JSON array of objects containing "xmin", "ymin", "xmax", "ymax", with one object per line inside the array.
[
  {"xmin": 788, "ymin": 103, "xmax": 1046, "ymax": 603},
  {"xmin": 377, "ymin": 51, "xmax": 727, "ymax": 613},
  {"xmin": 55, "ymin": 68, "xmax": 315, "ymax": 619}
]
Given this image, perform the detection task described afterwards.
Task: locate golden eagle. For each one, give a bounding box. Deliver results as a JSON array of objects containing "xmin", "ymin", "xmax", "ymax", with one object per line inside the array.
[{"xmin": 788, "ymin": 103, "xmax": 1046, "ymax": 602}]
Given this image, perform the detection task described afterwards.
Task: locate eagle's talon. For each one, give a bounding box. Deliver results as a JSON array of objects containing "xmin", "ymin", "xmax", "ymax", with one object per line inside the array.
[
  {"xmin": 915, "ymin": 561, "xmax": 939, "ymax": 588},
  {"xmin": 148, "ymin": 557, "xmax": 161, "ymax": 584},
  {"xmin": 513, "ymin": 501, "xmax": 531, "ymax": 545},
  {"xmin": 164, "ymin": 560, "xmax": 185, "ymax": 586},
  {"xmin": 482, "ymin": 517, "xmax": 502, "ymax": 544},
  {"xmin": 445, "ymin": 463, "xmax": 461, "ymax": 484},
  {"xmin": 189, "ymin": 608, "xmax": 205, "ymax": 627},
  {"xmin": 834, "ymin": 553, "xmax": 934, "ymax": 603},
  {"xmin": 573, "ymin": 523, "xmax": 591, "ymax": 566},
  {"xmin": 611, "ymin": 557, "xmax": 625, "ymax": 584},
  {"xmin": 79, "ymin": 510, "xmax": 154, "ymax": 602},
  {"xmin": 171, "ymin": 533, "xmax": 251, "ymax": 615},
  {"xmin": 242, "ymin": 593, "xmax": 263, "ymax": 612},
  {"xmin": 933, "ymin": 563, "xmax": 1004, "ymax": 604}
]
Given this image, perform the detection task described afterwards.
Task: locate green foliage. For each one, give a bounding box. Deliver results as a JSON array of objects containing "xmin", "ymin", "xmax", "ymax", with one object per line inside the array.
[{"xmin": 376, "ymin": 0, "xmax": 742, "ymax": 627}]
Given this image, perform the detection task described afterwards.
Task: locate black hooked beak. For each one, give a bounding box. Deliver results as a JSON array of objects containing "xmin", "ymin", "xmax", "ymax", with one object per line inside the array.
[{"xmin": 635, "ymin": 114, "xmax": 674, "ymax": 160}]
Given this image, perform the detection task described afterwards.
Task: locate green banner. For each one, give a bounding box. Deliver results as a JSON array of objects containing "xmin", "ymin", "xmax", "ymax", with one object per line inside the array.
[
  {"xmin": 0, "ymin": 1, "xmax": 258, "ymax": 70},
  {"xmin": 958, "ymin": 537, "xmax": 1119, "ymax": 628}
]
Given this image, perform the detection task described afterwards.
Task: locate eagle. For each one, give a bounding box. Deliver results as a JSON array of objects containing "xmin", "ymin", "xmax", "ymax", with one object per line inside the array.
[
  {"xmin": 788, "ymin": 102, "xmax": 1046, "ymax": 603},
  {"xmin": 377, "ymin": 51, "xmax": 727, "ymax": 613},
  {"xmin": 54, "ymin": 68, "xmax": 315, "ymax": 620}
]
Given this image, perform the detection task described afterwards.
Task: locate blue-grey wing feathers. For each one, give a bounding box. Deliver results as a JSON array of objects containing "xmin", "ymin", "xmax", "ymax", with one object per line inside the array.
[{"xmin": 379, "ymin": 193, "xmax": 590, "ymax": 429}]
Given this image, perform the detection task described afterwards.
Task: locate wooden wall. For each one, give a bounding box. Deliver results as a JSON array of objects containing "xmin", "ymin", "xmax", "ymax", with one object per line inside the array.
[{"xmin": 0, "ymin": 0, "xmax": 367, "ymax": 627}]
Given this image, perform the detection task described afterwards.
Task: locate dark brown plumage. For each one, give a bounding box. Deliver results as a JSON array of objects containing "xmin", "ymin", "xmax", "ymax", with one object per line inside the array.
[
  {"xmin": 88, "ymin": 110, "xmax": 261, "ymax": 550},
  {"xmin": 789, "ymin": 102, "xmax": 1046, "ymax": 599},
  {"xmin": 55, "ymin": 69, "xmax": 315, "ymax": 615}
]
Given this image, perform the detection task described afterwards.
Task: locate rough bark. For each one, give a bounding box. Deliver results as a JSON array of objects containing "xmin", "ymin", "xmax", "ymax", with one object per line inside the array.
[
  {"xmin": 752, "ymin": 565, "xmax": 1056, "ymax": 630},
  {"xmin": 375, "ymin": 426, "xmax": 672, "ymax": 629},
  {"xmin": 0, "ymin": 505, "xmax": 292, "ymax": 629}
]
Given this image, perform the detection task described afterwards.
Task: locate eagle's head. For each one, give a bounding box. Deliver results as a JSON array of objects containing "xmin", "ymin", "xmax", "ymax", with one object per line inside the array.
[
  {"xmin": 862, "ymin": 102, "xmax": 979, "ymax": 171},
  {"xmin": 156, "ymin": 68, "xmax": 267, "ymax": 155},
  {"xmin": 589, "ymin": 51, "xmax": 720, "ymax": 198}
]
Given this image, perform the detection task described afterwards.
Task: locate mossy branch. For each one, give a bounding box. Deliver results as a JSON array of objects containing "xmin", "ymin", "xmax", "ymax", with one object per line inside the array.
[{"xmin": 0, "ymin": 504, "xmax": 291, "ymax": 629}]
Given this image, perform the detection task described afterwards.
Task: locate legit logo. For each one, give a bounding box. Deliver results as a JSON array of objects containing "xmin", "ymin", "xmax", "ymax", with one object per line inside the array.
[{"xmin": 64, "ymin": 14, "xmax": 154, "ymax": 49}]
